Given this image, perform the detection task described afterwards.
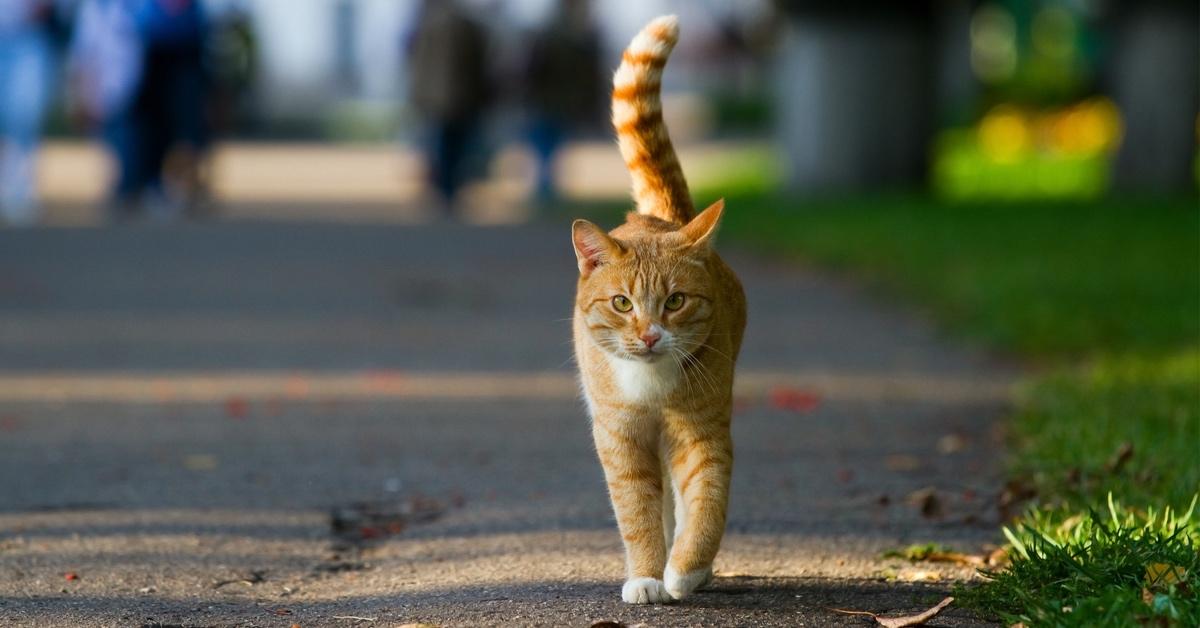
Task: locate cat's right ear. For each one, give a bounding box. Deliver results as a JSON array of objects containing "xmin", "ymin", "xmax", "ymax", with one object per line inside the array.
[{"xmin": 572, "ymin": 220, "xmax": 623, "ymax": 276}]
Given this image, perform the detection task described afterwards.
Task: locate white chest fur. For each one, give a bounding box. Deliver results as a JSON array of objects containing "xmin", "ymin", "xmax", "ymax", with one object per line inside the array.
[{"xmin": 607, "ymin": 354, "xmax": 681, "ymax": 403}]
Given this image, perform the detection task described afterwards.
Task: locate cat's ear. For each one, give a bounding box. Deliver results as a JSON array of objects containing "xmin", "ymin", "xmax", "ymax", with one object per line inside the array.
[
  {"xmin": 572, "ymin": 219, "xmax": 624, "ymax": 276},
  {"xmin": 680, "ymin": 198, "xmax": 725, "ymax": 248}
]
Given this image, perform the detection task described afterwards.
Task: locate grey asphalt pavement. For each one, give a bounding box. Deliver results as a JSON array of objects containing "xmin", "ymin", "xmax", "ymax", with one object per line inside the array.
[{"xmin": 0, "ymin": 218, "xmax": 1014, "ymax": 627}]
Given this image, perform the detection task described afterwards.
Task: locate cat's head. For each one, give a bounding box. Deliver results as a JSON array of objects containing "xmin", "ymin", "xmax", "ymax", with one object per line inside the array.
[{"xmin": 571, "ymin": 200, "xmax": 725, "ymax": 363}]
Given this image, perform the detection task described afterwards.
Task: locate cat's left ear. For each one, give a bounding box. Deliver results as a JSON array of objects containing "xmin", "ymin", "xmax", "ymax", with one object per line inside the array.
[
  {"xmin": 572, "ymin": 219, "xmax": 624, "ymax": 276},
  {"xmin": 680, "ymin": 198, "xmax": 725, "ymax": 248}
]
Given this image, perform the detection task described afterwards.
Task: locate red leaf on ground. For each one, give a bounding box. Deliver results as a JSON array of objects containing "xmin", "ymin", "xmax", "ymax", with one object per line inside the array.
[
  {"xmin": 63, "ymin": 572, "xmax": 79, "ymax": 581},
  {"xmin": 769, "ymin": 387, "xmax": 821, "ymax": 413},
  {"xmin": 224, "ymin": 397, "xmax": 249, "ymax": 420}
]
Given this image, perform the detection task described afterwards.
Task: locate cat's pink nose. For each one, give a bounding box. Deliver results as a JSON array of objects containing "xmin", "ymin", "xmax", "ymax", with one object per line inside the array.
[{"xmin": 640, "ymin": 332, "xmax": 661, "ymax": 348}]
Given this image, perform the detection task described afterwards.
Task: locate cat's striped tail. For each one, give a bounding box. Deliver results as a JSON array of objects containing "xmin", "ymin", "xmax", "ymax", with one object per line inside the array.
[{"xmin": 612, "ymin": 15, "xmax": 694, "ymax": 225}]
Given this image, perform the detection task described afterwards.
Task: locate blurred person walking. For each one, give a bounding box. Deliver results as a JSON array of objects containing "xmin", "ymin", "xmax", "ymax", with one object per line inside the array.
[
  {"xmin": 0, "ymin": 0, "xmax": 57, "ymax": 225},
  {"xmin": 69, "ymin": 0, "xmax": 144, "ymax": 215},
  {"xmin": 523, "ymin": 0, "xmax": 604, "ymax": 203},
  {"xmin": 406, "ymin": 0, "xmax": 492, "ymax": 214},
  {"xmin": 131, "ymin": 0, "xmax": 210, "ymax": 217}
]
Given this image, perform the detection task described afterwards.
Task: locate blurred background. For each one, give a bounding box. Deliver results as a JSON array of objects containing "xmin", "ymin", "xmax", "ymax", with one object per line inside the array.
[
  {"xmin": 0, "ymin": 0, "xmax": 1196, "ymax": 226},
  {"xmin": 0, "ymin": 3, "xmax": 1196, "ymax": 623}
]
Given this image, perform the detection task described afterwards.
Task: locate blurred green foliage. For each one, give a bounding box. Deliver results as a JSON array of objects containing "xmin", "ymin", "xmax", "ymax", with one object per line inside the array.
[{"xmin": 719, "ymin": 196, "xmax": 1199, "ymax": 360}]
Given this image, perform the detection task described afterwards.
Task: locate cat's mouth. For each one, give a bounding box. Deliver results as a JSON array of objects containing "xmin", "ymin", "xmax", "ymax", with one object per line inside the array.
[{"xmin": 625, "ymin": 347, "xmax": 666, "ymax": 362}]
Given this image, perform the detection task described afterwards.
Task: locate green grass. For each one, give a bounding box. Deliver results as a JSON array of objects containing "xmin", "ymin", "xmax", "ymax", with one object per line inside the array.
[
  {"xmin": 1012, "ymin": 351, "xmax": 1200, "ymax": 509},
  {"xmin": 957, "ymin": 496, "xmax": 1199, "ymax": 627},
  {"xmin": 718, "ymin": 195, "xmax": 1199, "ymax": 360}
]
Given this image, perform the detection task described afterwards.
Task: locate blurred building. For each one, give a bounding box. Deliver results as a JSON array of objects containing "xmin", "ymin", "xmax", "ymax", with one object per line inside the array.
[{"xmin": 153, "ymin": 0, "xmax": 1196, "ymax": 194}]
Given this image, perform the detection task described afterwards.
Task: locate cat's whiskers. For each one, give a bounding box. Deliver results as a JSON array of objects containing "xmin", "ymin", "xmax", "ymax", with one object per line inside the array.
[
  {"xmin": 688, "ymin": 352, "xmax": 721, "ymax": 396},
  {"xmin": 672, "ymin": 344, "xmax": 717, "ymax": 397},
  {"xmin": 672, "ymin": 332, "xmax": 737, "ymax": 365},
  {"xmin": 667, "ymin": 346, "xmax": 696, "ymax": 398}
]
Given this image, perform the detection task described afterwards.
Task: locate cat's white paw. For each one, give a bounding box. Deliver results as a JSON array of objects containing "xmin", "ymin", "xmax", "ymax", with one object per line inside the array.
[
  {"xmin": 621, "ymin": 577, "xmax": 672, "ymax": 604},
  {"xmin": 664, "ymin": 565, "xmax": 712, "ymax": 600}
]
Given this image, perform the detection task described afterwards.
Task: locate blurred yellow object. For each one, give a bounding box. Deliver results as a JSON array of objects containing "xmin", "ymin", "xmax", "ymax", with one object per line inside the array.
[
  {"xmin": 1050, "ymin": 98, "xmax": 1123, "ymax": 156},
  {"xmin": 932, "ymin": 127, "xmax": 1109, "ymax": 200},
  {"xmin": 979, "ymin": 105, "xmax": 1032, "ymax": 163}
]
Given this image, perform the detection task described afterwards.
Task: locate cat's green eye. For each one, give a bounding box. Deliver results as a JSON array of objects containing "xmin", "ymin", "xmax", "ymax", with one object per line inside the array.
[
  {"xmin": 612, "ymin": 295, "xmax": 633, "ymax": 313},
  {"xmin": 664, "ymin": 292, "xmax": 685, "ymax": 311}
]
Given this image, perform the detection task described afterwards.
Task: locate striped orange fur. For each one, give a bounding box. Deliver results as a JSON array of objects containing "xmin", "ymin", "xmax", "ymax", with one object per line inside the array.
[
  {"xmin": 570, "ymin": 15, "xmax": 747, "ymax": 605},
  {"xmin": 612, "ymin": 15, "xmax": 693, "ymax": 225}
]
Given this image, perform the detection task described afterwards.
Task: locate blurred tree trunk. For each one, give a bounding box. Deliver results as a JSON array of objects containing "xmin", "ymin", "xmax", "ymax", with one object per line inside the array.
[
  {"xmin": 772, "ymin": 2, "xmax": 935, "ymax": 192},
  {"xmin": 1107, "ymin": 0, "xmax": 1198, "ymax": 193}
]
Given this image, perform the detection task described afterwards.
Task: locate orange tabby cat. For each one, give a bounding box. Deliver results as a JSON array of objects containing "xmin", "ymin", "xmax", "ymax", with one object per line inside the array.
[{"xmin": 571, "ymin": 15, "xmax": 746, "ymax": 604}]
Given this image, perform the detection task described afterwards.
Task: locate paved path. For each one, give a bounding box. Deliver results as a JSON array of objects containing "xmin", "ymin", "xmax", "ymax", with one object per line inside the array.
[{"xmin": 0, "ymin": 217, "xmax": 1014, "ymax": 626}]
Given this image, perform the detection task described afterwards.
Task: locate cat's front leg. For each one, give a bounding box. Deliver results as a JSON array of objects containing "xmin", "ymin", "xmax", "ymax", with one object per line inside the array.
[
  {"xmin": 592, "ymin": 413, "xmax": 671, "ymax": 604},
  {"xmin": 663, "ymin": 416, "xmax": 732, "ymax": 600}
]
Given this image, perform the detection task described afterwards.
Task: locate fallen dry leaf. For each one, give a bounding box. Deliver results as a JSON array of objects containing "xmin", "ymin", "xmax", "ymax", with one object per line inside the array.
[
  {"xmin": 896, "ymin": 568, "xmax": 941, "ymax": 582},
  {"xmin": 877, "ymin": 596, "xmax": 955, "ymax": 627},
  {"xmin": 997, "ymin": 478, "xmax": 1037, "ymax": 519},
  {"xmin": 905, "ymin": 487, "xmax": 943, "ymax": 518},
  {"xmin": 1145, "ymin": 563, "xmax": 1187, "ymax": 587},
  {"xmin": 1105, "ymin": 441, "xmax": 1134, "ymax": 473},
  {"xmin": 923, "ymin": 551, "xmax": 985, "ymax": 567},
  {"xmin": 830, "ymin": 596, "xmax": 954, "ymax": 627}
]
